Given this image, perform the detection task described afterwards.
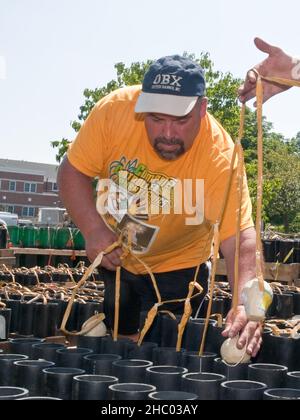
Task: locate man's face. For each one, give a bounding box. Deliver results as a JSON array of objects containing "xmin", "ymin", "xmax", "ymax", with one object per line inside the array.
[{"xmin": 145, "ymin": 98, "xmax": 207, "ymax": 161}]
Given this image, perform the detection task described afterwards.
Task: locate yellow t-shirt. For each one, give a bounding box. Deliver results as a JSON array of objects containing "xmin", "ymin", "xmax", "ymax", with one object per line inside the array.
[{"xmin": 68, "ymin": 85, "xmax": 254, "ymax": 274}]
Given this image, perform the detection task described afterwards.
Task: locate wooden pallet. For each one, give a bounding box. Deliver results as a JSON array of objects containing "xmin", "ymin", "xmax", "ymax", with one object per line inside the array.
[
  {"xmin": 10, "ymin": 248, "xmax": 86, "ymax": 257},
  {"xmin": 264, "ymin": 263, "xmax": 300, "ymax": 285},
  {"xmin": 0, "ymin": 249, "xmax": 14, "ymax": 258},
  {"xmin": 216, "ymin": 259, "xmax": 300, "ymax": 286},
  {"xmin": 0, "ymin": 249, "xmax": 16, "ymax": 268}
]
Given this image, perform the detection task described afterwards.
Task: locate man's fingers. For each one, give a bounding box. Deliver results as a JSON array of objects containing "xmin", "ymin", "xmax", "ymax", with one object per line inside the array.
[
  {"xmin": 247, "ymin": 69, "xmax": 258, "ymax": 84},
  {"xmin": 238, "ymin": 76, "xmax": 256, "ymax": 97},
  {"xmin": 227, "ymin": 319, "xmax": 245, "ymax": 338},
  {"xmin": 237, "ymin": 324, "xmax": 262, "ymax": 356},
  {"xmin": 114, "ymin": 247, "xmax": 124, "ymax": 259},
  {"xmin": 106, "ymin": 251, "xmax": 122, "ymax": 268},
  {"xmin": 238, "ymin": 323, "xmax": 258, "ymax": 349},
  {"xmin": 222, "ymin": 324, "xmax": 231, "ymax": 337},
  {"xmin": 222, "ymin": 314, "xmax": 234, "ymax": 337},
  {"xmin": 87, "ymin": 244, "xmax": 124, "ymax": 271},
  {"xmin": 252, "ymin": 337, "xmax": 263, "ymax": 358},
  {"xmin": 101, "ymin": 256, "xmax": 117, "ymax": 271},
  {"xmin": 246, "ymin": 334, "xmax": 262, "ymax": 357},
  {"xmin": 239, "ymin": 89, "xmax": 256, "ymax": 103},
  {"xmin": 246, "ymin": 327, "xmax": 261, "ymax": 353},
  {"xmin": 238, "ymin": 71, "xmax": 257, "ymax": 94},
  {"xmin": 241, "ymin": 82, "xmax": 282, "ymax": 105}
]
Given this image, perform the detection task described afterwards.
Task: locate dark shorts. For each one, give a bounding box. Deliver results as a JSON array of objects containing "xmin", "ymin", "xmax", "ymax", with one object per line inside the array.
[{"xmin": 101, "ymin": 264, "xmax": 210, "ymax": 335}]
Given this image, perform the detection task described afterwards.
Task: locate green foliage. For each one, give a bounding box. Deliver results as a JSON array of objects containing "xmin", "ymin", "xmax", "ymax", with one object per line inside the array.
[
  {"xmin": 51, "ymin": 138, "xmax": 71, "ymax": 164},
  {"xmin": 288, "ymin": 131, "xmax": 300, "ymax": 156},
  {"xmin": 265, "ymin": 143, "xmax": 300, "ymax": 232},
  {"xmin": 73, "ymin": 61, "xmax": 153, "ymax": 131},
  {"xmin": 52, "ymin": 53, "xmax": 300, "ymax": 233}
]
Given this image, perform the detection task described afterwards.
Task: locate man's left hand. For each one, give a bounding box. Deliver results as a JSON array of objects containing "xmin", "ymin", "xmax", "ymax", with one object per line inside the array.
[{"xmin": 222, "ymin": 305, "xmax": 262, "ymax": 358}]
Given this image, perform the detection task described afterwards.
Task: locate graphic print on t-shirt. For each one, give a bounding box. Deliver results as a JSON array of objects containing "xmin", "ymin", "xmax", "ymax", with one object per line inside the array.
[{"xmin": 97, "ymin": 156, "xmax": 179, "ymax": 254}]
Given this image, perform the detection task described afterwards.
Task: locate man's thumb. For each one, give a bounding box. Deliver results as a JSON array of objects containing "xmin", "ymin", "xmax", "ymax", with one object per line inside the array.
[{"xmin": 254, "ymin": 37, "xmax": 275, "ymax": 55}]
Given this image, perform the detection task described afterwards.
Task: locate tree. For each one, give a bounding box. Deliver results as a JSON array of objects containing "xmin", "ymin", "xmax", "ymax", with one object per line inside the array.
[
  {"xmin": 265, "ymin": 142, "xmax": 300, "ymax": 232},
  {"xmin": 288, "ymin": 131, "xmax": 300, "ymax": 156}
]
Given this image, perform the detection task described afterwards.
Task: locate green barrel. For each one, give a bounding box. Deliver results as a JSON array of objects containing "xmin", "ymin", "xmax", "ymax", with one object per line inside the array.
[
  {"xmin": 21, "ymin": 226, "xmax": 39, "ymax": 248},
  {"xmin": 54, "ymin": 227, "xmax": 74, "ymax": 250},
  {"xmin": 38, "ymin": 227, "xmax": 55, "ymax": 249},
  {"xmin": 7, "ymin": 226, "xmax": 20, "ymax": 247},
  {"xmin": 73, "ymin": 229, "xmax": 85, "ymax": 250}
]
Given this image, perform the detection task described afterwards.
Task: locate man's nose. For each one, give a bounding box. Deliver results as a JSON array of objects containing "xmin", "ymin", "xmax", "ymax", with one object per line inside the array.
[{"xmin": 162, "ymin": 121, "xmax": 176, "ymax": 139}]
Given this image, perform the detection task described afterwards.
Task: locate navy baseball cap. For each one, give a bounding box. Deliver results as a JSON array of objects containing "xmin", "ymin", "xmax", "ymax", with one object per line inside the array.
[{"xmin": 135, "ymin": 55, "xmax": 206, "ymax": 117}]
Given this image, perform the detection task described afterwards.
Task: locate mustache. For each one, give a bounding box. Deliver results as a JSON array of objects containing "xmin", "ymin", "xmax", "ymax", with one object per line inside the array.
[{"xmin": 154, "ymin": 137, "xmax": 184, "ymax": 147}]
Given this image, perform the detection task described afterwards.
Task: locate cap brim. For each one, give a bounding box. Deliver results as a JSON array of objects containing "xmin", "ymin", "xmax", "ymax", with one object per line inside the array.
[{"xmin": 135, "ymin": 92, "xmax": 198, "ymax": 117}]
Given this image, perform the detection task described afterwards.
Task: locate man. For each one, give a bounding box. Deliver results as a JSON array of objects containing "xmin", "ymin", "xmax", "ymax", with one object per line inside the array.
[
  {"xmin": 58, "ymin": 55, "xmax": 261, "ymax": 356},
  {"xmin": 239, "ymin": 38, "xmax": 300, "ymax": 104}
]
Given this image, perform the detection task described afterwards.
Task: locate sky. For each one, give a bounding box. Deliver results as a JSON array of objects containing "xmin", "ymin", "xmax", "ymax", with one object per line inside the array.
[{"xmin": 0, "ymin": 0, "xmax": 300, "ymax": 165}]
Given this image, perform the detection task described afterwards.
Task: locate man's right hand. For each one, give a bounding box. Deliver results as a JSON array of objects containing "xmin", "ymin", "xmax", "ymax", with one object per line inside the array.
[
  {"xmin": 85, "ymin": 226, "xmax": 124, "ymax": 271},
  {"xmin": 238, "ymin": 38, "xmax": 300, "ymax": 105}
]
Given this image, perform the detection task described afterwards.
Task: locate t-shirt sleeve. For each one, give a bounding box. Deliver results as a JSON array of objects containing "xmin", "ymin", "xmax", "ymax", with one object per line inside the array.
[{"xmin": 67, "ymin": 100, "xmax": 111, "ymax": 178}]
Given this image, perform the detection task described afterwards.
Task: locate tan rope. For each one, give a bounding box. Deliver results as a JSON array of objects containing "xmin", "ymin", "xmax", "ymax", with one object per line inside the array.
[
  {"xmin": 26, "ymin": 293, "xmax": 47, "ymax": 305},
  {"xmin": 199, "ymin": 104, "xmax": 246, "ymax": 356},
  {"xmin": 233, "ymin": 105, "xmax": 246, "ymax": 310},
  {"xmin": 292, "ymin": 322, "xmax": 300, "ymax": 338},
  {"xmin": 32, "ymin": 267, "xmax": 40, "ymax": 286},
  {"xmin": 138, "ymin": 282, "xmax": 204, "ymax": 347},
  {"xmin": 262, "ymin": 75, "xmax": 300, "ymax": 88},
  {"xmin": 199, "ymin": 223, "xmax": 221, "ymax": 355},
  {"xmin": 131, "ymin": 253, "xmax": 162, "ymax": 304},
  {"xmin": 0, "ymin": 264, "xmax": 15, "ymax": 283},
  {"xmin": 176, "ymin": 279, "xmax": 202, "ymax": 352},
  {"xmin": 113, "ymin": 266, "xmax": 121, "ymax": 342},
  {"xmin": 210, "ymin": 313, "xmax": 224, "ymax": 328},
  {"xmin": 160, "ymin": 311, "xmax": 177, "ymax": 321},
  {"xmin": 65, "ymin": 266, "xmax": 76, "ymax": 284},
  {"xmin": 60, "ymin": 239, "xmax": 121, "ymax": 336},
  {"xmin": 255, "ymin": 76, "xmax": 265, "ymax": 292}
]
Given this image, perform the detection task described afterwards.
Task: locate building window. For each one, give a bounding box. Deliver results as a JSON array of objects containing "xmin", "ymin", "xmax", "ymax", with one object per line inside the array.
[
  {"xmin": 22, "ymin": 207, "xmax": 35, "ymax": 217},
  {"xmin": 24, "ymin": 183, "xmax": 37, "ymax": 193},
  {"xmin": 7, "ymin": 205, "xmax": 15, "ymax": 213},
  {"xmin": 52, "ymin": 183, "xmax": 58, "ymax": 191},
  {"xmin": 9, "ymin": 181, "xmax": 16, "ymax": 191}
]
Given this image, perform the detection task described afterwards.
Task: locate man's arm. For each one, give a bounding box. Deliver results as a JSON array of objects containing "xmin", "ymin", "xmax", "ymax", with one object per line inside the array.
[
  {"xmin": 219, "ymin": 227, "xmax": 262, "ymax": 357},
  {"xmin": 57, "ymin": 157, "xmax": 123, "ymax": 271},
  {"xmin": 221, "ymin": 227, "xmax": 256, "ymax": 303},
  {"xmin": 238, "ymin": 38, "xmax": 300, "ymax": 104}
]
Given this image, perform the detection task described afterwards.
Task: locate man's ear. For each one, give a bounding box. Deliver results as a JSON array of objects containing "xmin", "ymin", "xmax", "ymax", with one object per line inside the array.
[{"xmin": 200, "ymin": 97, "xmax": 208, "ymax": 118}]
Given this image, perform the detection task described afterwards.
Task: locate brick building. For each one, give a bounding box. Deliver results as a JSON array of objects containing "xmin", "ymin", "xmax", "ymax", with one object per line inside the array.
[{"xmin": 0, "ymin": 159, "xmax": 62, "ymax": 219}]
